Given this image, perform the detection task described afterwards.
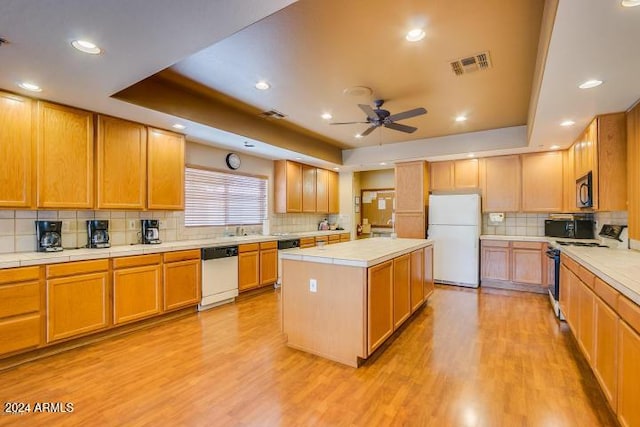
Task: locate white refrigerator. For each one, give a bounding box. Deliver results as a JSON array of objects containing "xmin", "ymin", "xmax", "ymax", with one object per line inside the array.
[{"xmin": 428, "ymin": 194, "xmax": 481, "ymax": 288}]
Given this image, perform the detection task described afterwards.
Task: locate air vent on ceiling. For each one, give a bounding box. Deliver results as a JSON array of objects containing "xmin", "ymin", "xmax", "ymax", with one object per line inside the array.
[
  {"xmin": 0, "ymin": 37, "xmax": 8, "ymax": 46},
  {"xmin": 450, "ymin": 51, "xmax": 492, "ymax": 76},
  {"xmin": 259, "ymin": 109, "xmax": 287, "ymax": 119}
]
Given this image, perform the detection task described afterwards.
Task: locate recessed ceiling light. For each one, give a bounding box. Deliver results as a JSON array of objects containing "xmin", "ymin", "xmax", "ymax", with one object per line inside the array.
[
  {"xmin": 455, "ymin": 115, "xmax": 467, "ymax": 122},
  {"xmin": 355, "ymin": 134, "xmax": 363, "ymax": 139},
  {"xmin": 172, "ymin": 123, "xmax": 186, "ymax": 130},
  {"xmin": 71, "ymin": 40, "xmax": 101, "ymax": 55},
  {"xmin": 321, "ymin": 113, "xmax": 332, "ymax": 120},
  {"xmin": 560, "ymin": 120, "xmax": 575, "ymax": 127},
  {"xmin": 550, "ymin": 145, "xmax": 560, "ymax": 150},
  {"xmin": 467, "ymin": 153, "xmax": 475, "ymax": 158},
  {"xmin": 379, "ymin": 162, "xmax": 387, "ymax": 166},
  {"xmin": 579, "ymin": 79, "xmax": 603, "ymax": 89},
  {"xmin": 18, "ymin": 82, "xmax": 42, "ymax": 92},
  {"xmin": 255, "ymin": 80, "xmax": 270, "ymax": 90},
  {"xmin": 622, "ymin": 0, "xmax": 640, "ymax": 7},
  {"xmin": 405, "ymin": 28, "xmax": 426, "ymax": 42},
  {"xmin": 295, "ymin": 157, "xmax": 302, "ymax": 160},
  {"xmin": 333, "ymin": 167, "xmax": 340, "ymax": 171}
]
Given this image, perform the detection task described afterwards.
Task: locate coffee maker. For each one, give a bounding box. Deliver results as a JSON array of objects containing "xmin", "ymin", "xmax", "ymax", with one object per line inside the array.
[
  {"xmin": 87, "ymin": 220, "xmax": 110, "ymax": 248},
  {"xmin": 35, "ymin": 221, "xmax": 63, "ymax": 252},
  {"xmin": 141, "ymin": 219, "xmax": 161, "ymax": 244}
]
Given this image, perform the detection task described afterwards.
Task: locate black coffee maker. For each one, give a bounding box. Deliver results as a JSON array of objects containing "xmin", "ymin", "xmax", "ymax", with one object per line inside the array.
[
  {"xmin": 35, "ymin": 221, "xmax": 63, "ymax": 252},
  {"xmin": 141, "ymin": 219, "xmax": 161, "ymax": 244},
  {"xmin": 87, "ymin": 220, "xmax": 110, "ymax": 248}
]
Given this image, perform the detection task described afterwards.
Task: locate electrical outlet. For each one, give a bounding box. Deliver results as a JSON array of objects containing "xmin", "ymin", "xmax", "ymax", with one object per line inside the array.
[
  {"xmin": 128, "ymin": 219, "xmax": 138, "ymax": 230},
  {"xmin": 309, "ymin": 279, "xmax": 317, "ymax": 293}
]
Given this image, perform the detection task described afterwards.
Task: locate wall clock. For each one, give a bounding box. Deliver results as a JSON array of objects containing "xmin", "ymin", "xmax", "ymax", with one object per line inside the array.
[{"xmin": 225, "ymin": 153, "xmax": 241, "ymax": 170}]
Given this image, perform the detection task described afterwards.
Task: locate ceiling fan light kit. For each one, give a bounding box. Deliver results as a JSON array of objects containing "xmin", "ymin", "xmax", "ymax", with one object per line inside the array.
[{"xmin": 330, "ymin": 99, "xmax": 427, "ymax": 137}]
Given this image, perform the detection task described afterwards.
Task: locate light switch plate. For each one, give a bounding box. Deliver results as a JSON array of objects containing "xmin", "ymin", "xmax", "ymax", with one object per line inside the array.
[{"xmin": 309, "ymin": 279, "xmax": 317, "ymax": 293}]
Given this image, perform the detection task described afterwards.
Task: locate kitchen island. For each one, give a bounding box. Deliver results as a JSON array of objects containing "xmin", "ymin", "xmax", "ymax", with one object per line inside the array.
[{"xmin": 280, "ymin": 237, "xmax": 433, "ymax": 367}]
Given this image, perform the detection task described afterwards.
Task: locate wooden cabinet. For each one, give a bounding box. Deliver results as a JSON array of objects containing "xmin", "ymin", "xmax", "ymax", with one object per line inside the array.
[
  {"xmin": 521, "ymin": 151, "xmax": 563, "ymax": 212},
  {"xmin": 627, "ymin": 102, "xmax": 640, "ymax": 240},
  {"xmin": 147, "ymin": 128, "xmax": 185, "ymax": 210},
  {"xmin": 430, "ymin": 159, "xmax": 478, "ymax": 191},
  {"xmin": 574, "ymin": 119, "xmax": 597, "ymax": 180},
  {"xmin": 302, "ymin": 165, "xmax": 317, "ymax": 212},
  {"xmin": 46, "ymin": 260, "xmax": 109, "ymax": 342},
  {"xmin": 259, "ymin": 241, "xmax": 278, "ymax": 286},
  {"xmin": 328, "ymin": 234, "xmax": 340, "ymax": 245},
  {"xmin": 409, "ymin": 249, "xmax": 424, "ymax": 313},
  {"xmin": 577, "ymin": 282, "xmax": 596, "ymax": 363},
  {"xmin": 315, "ymin": 236, "xmax": 328, "ymax": 246},
  {"xmin": 112, "ymin": 255, "xmax": 162, "ymax": 325},
  {"xmin": 480, "ymin": 155, "xmax": 521, "ymax": 212},
  {"xmin": 96, "ymin": 115, "xmax": 147, "ymax": 209},
  {"xmin": 481, "ymin": 240, "xmax": 510, "ymax": 282},
  {"xmin": 0, "ymin": 267, "xmax": 42, "ymax": 356},
  {"xmin": 328, "ymin": 170, "xmax": 340, "ymax": 213},
  {"xmin": 394, "ymin": 213, "xmax": 426, "ymax": 239},
  {"xmin": 511, "ymin": 241, "xmax": 544, "ymax": 286},
  {"xmin": 238, "ymin": 241, "xmax": 277, "ymax": 291},
  {"xmin": 392, "ymin": 254, "xmax": 411, "ymax": 329},
  {"xmin": 0, "ymin": 91, "xmax": 34, "ymax": 208},
  {"xmin": 424, "ymin": 245, "xmax": 434, "ymax": 299},
  {"xmin": 367, "ymin": 260, "xmax": 394, "ymax": 355},
  {"xmin": 560, "ymin": 263, "xmax": 571, "ymax": 321},
  {"xmin": 275, "ymin": 160, "xmax": 302, "ymax": 213},
  {"xmin": 395, "ymin": 161, "xmax": 429, "ymax": 212},
  {"xmin": 594, "ymin": 288, "xmax": 618, "ymax": 408},
  {"xmin": 300, "ymin": 237, "xmax": 316, "ymax": 248},
  {"xmin": 618, "ymin": 318, "xmax": 640, "ymax": 427},
  {"xmin": 36, "ymin": 101, "xmax": 94, "ymax": 209},
  {"xmin": 481, "ymin": 240, "xmax": 546, "ymax": 291},
  {"xmin": 340, "ymin": 233, "xmax": 351, "ymax": 242},
  {"xmin": 163, "ymin": 250, "xmax": 200, "ymax": 311},
  {"xmin": 315, "ymin": 167, "xmax": 328, "ymax": 213}
]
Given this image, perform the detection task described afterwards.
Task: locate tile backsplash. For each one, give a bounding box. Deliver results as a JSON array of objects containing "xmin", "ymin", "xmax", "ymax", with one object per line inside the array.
[{"xmin": 482, "ymin": 213, "xmax": 548, "ymax": 237}]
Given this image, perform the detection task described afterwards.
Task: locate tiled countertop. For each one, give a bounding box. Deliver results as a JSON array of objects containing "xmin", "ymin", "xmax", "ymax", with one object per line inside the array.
[
  {"xmin": 0, "ymin": 230, "xmax": 350, "ymax": 269},
  {"xmin": 279, "ymin": 237, "xmax": 433, "ymax": 268},
  {"xmin": 480, "ymin": 235, "xmax": 549, "ymax": 242}
]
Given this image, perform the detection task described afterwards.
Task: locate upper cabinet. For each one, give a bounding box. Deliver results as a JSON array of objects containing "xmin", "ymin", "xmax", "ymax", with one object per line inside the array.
[
  {"xmin": 275, "ymin": 160, "xmax": 302, "ymax": 213},
  {"xmin": 521, "ymin": 151, "xmax": 563, "ymax": 212},
  {"xmin": 395, "ymin": 161, "xmax": 429, "ymax": 238},
  {"xmin": 315, "ymin": 167, "xmax": 328, "ymax": 213},
  {"xmin": 0, "ymin": 91, "xmax": 34, "ymax": 208},
  {"xmin": 480, "ymin": 155, "xmax": 521, "ymax": 212},
  {"xmin": 328, "ymin": 170, "xmax": 339, "ymax": 213},
  {"xmin": 430, "ymin": 159, "xmax": 478, "ymax": 191},
  {"xmin": 96, "ymin": 115, "xmax": 147, "ymax": 210},
  {"xmin": 147, "ymin": 128, "xmax": 185, "ymax": 210},
  {"xmin": 628, "ymin": 102, "xmax": 640, "ymax": 241},
  {"xmin": 36, "ymin": 101, "xmax": 94, "ymax": 209},
  {"xmin": 275, "ymin": 160, "xmax": 338, "ymax": 214},
  {"xmin": 563, "ymin": 148, "xmax": 576, "ymax": 212},
  {"xmin": 572, "ymin": 113, "xmax": 627, "ymax": 211},
  {"xmin": 302, "ymin": 164, "xmax": 317, "ymax": 213}
]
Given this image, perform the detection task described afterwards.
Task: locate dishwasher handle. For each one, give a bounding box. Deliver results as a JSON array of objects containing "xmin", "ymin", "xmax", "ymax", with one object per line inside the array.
[{"xmin": 202, "ymin": 245, "xmax": 239, "ymax": 260}]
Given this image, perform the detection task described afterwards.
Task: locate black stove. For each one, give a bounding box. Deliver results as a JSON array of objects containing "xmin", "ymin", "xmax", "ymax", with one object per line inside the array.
[{"xmin": 555, "ymin": 241, "xmax": 608, "ymax": 248}]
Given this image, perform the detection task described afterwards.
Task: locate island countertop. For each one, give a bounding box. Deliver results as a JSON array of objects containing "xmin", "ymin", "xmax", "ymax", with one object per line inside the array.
[{"xmin": 279, "ymin": 237, "xmax": 433, "ymax": 268}]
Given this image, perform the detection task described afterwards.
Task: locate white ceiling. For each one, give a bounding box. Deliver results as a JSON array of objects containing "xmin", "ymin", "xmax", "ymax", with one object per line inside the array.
[{"xmin": 1, "ymin": 0, "xmax": 640, "ymax": 171}]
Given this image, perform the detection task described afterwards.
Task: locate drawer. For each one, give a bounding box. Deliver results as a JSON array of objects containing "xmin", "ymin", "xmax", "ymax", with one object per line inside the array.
[
  {"xmin": 239, "ymin": 243, "xmax": 259, "ymax": 253},
  {"xmin": 46, "ymin": 259, "xmax": 109, "ymax": 279},
  {"xmin": 328, "ymin": 235, "xmax": 340, "ymax": 243},
  {"xmin": 0, "ymin": 282, "xmax": 40, "ymax": 318},
  {"xmin": 618, "ymin": 295, "xmax": 640, "ymax": 335},
  {"xmin": 512, "ymin": 241, "xmax": 543, "ymax": 250},
  {"xmin": 113, "ymin": 254, "xmax": 162, "ymax": 269},
  {"xmin": 594, "ymin": 277, "xmax": 618, "ymax": 310},
  {"xmin": 259, "ymin": 241, "xmax": 277, "ymax": 250},
  {"xmin": 577, "ymin": 265, "xmax": 595, "ymax": 289},
  {"xmin": 340, "ymin": 233, "xmax": 351, "ymax": 241},
  {"xmin": 315, "ymin": 236, "xmax": 328, "ymax": 243},
  {"xmin": 299, "ymin": 237, "xmax": 315, "ymax": 248},
  {"xmin": 481, "ymin": 240, "xmax": 510, "ymax": 248},
  {"xmin": 0, "ymin": 266, "xmax": 40, "ymax": 285},
  {"xmin": 0, "ymin": 313, "xmax": 41, "ymax": 355},
  {"xmin": 561, "ymin": 254, "xmax": 579, "ymax": 274},
  {"xmin": 163, "ymin": 249, "xmax": 200, "ymax": 263}
]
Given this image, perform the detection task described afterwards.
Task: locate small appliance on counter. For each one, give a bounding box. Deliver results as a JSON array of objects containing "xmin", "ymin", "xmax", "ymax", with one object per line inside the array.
[
  {"xmin": 318, "ymin": 218, "xmax": 329, "ymax": 231},
  {"xmin": 141, "ymin": 219, "xmax": 161, "ymax": 244},
  {"xmin": 35, "ymin": 220, "xmax": 63, "ymax": 252},
  {"xmin": 87, "ymin": 220, "xmax": 110, "ymax": 248},
  {"xmin": 599, "ymin": 224, "xmax": 628, "ymax": 249}
]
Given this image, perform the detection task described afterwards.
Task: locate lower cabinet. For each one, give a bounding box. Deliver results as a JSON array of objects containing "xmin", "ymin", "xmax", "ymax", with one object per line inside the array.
[
  {"xmin": 46, "ymin": 260, "xmax": 109, "ymax": 343},
  {"xmin": 299, "ymin": 237, "xmax": 315, "ymax": 248},
  {"xmin": 393, "ymin": 254, "xmax": 411, "ymax": 329},
  {"xmin": 259, "ymin": 241, "xmax": 278, "ymax": 286},
  {"xmin": 0, "ymin": 266, "xmax": 42, "ymax": 355},
  {"xmin": 481, "ymin": 240, "xmax": 510, "ymax": 281},
  {"xmin": 481, "ymin": 240, "xmax": 547, "ymax": 292},
  {"xmin": 618, "ymin": 320, "xmax": 640, "ymax": 427},
  {"xmin": 367, "ymin": 260, "xmax": 394, "ymax": 355},
  {"xmin": 112, "ymin": 255, "xmax": 162, "ymax": 325},
  {"xmin": 410, "ymin": 248, "xmax": 424, "ymax": 313},
  {"xmin": 594, "ymin": 293, "xmax": 618, "ymax": 408},
  {"xmin": 163, "ymin": 250, "xmax": 201, "ymax": 311},
  {"xmin": 424, "ymin": 245, "xmax": 434, "ymax": 298},
  {"xmin": 239, "ymin": 241, "xmax": 278, "ymax": 292}
]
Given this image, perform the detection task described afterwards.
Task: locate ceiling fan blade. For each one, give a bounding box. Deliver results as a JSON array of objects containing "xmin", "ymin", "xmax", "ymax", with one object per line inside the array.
[
  {"xmin": 387, "ymin": 107, "xmax": 427, "ymax": 122},
  {"xmin": 360, "ymin": 125, "xmax": 377, "ymax": 137},
  {"xmin": 358, "ymin": 104, "xmax": 379, "ymax": 121},
  {"xmin": 329, "ymin": 121, "xmax": 369, "ymax": 125},
  {"xmin": 384, "ymin": 122, "xmax": 417, "ymax": 133}
]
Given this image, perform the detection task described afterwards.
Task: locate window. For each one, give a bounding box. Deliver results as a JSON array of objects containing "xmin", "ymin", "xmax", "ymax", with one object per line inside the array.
[{"xmin": 185, "ymin": 166, "xmax": 267, "ymax": 226}]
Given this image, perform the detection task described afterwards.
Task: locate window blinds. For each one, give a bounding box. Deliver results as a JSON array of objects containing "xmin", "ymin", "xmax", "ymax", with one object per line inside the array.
[{"xmin": 185, "ymin": 167, "xmax": 267, "ymax": 226}]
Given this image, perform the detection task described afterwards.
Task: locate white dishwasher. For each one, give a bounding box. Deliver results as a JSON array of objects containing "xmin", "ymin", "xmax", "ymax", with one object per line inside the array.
[{"xmin": 198, "ymin": 245, "xmax": 238, "ymax": 311}]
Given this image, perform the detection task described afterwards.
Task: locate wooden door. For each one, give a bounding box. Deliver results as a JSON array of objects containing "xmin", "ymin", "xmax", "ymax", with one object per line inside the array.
[
  {"xmin": 628, "ymin": 103, "xmax": 640, "ymax": 240},
  {"xmin": 480, "ymin": 155, "xmax": 521, "ymax": 212},
  {"xmin": 36, "ymin": 101, "xmax": 94, "ymax": 208},
  {"xmin": 394, "ymin": 213, "xmax": 425, "ymax": 239},
  {"xmin": 47, "ymin": 271, "xmax": 108, "ymax": 342},
  {"xmin": 302, "ymin": 165, "xmax": 317, "ymax": 213},
  {"xmin": 430, "ymin": 161, "xmax": 453, "ymax": 191},
  {"xmin": 96, "ymin": 115, "xmax": 147, "ymax": 209},
  {"xmin": 328, "ymin": 170, "xmax": 339, "ymax": 213},
  {"xmin": 286, "ymin": 161, "xmax": 303, "ymax": 212},
  {"xmin": 618, "ymin": 321, "xmax": 640, "ymax": 427},
  {"xmin": 511, "ymin": 242, "xmax": 543, "ymax": 286},
  {"xmin": 164, "ymin": 259, "xmax": 200, "ymax": 311},
  {"xmin": 260, "ymin": 246, "xmax": 278, "ymax": 286},
  {"xmin": 0, "ymin": 91, "xmax": 34, "ymax": 208},
  {"xmin": 521, "ymin": 152, "xmax": 563, "ymax": 212},
  {"xmin": 594, "ymin": 295, "xmax": 618, "ymax": 409},
  {"xmin": 367, "ymin": 260, "xmax": 393, "ymax": 355},
  {"xmin": 113, "ymin": 264, "xmax": 161, "ymax": 324},
  {"xmin": 238, "ymin": 251, "xmax": 260, "ymax": 291},
  {"xmin": 578, "ymin": 282, "xmax": 596, "ymax": 363},
  {"xmin": 147, "ymin": 128, "xmax": 185, "ymax": 210},
  {"xmin": 598, "ymin": 113, "xmax": 627, "ymax": 212},
  {"xmin": 0, "ymin": 266, "xmax": 42, "ymax": 355},
  {"xmin": 481, "ymin": 240, "xmax": 510, "ymax": 282},
  {"xmin": 424, "ymin": 245, "xmax": 434, "ymax": 299},
  {"xmin": 316, "ymin": 167, "xmax": 328, "ymax": 213},
  {"xmin": 566, "ymin": 270, "xmax": 580, "ymax": 336},
  {"xmin": 410, "ymin": 248, "xmax": 424, "ymax": 312},
  {"xmin": 559, "ymin": 264, "xmax": 571, "ymax": 320},
  {"xmin": 454, "ymin": 159, "xmax": 479, "ymax": 189},
  {"xmin": 395, "ymin": 161, "xmax": 427, "ymax": 212},
  {"xmin": 562, "ymin": 149, "xmax": 576, "ymax": 212},
  {"xmin": 393, "ymin": 254, "xmax": 411, "ymax": 329}
]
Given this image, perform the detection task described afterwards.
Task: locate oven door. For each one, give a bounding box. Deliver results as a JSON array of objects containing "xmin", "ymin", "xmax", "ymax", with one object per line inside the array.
[{"xmin": 576, "ymin": 171, "xmax": 593, "ymax": 208}]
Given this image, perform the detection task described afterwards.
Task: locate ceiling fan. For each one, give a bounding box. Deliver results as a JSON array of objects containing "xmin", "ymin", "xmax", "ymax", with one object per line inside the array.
[{"xmin": 330, "ymin": 99, "xmax": 427, "ymax": 137}]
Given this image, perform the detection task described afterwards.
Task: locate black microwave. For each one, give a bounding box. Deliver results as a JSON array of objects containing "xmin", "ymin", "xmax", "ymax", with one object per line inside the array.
[
  {"xmin": 576, "ymin": 171, "xmax": 593, "ymax": 208},
  {"xmin": 545, "ymin": 219, "xmax": 595, "ymax": 239}
]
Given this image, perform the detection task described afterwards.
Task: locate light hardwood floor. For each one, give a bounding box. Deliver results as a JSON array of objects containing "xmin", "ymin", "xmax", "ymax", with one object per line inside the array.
[{"xmin": 0, "ymin": 286, "xmax": 618, "ymax": 426}]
